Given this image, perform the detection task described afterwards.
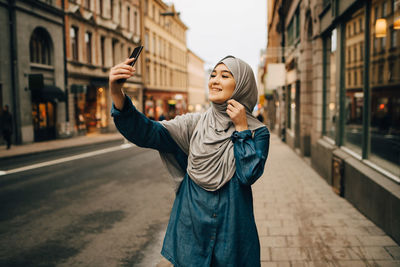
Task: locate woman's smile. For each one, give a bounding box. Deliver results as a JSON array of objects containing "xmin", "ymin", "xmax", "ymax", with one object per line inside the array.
[{"xmin": 208, "ymin": 63, "xmax": 236, "ymax": 104}]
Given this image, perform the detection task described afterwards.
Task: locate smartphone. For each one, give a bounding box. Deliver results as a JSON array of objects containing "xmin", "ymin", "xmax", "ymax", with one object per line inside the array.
[{"xmin": 116, "ymin": 45, "xmax": 144, "ymax": 83}]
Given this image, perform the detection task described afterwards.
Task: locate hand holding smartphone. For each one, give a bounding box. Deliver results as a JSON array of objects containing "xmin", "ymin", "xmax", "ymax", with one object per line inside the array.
[{"xmin": 116, "ymin": 45, "xmax": 144, "ymax": 84}]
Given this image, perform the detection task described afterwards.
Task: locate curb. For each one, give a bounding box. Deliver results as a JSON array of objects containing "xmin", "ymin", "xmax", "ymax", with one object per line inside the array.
[{"xmin": 0, "ymin": 135, "xmax": 125, "ymax": 161}]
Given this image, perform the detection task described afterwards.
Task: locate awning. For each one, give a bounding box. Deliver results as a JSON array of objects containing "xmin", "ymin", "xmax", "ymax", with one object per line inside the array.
[{"xmin": 41, "ymin": 85, "xmax": 66, "ymax": 102}]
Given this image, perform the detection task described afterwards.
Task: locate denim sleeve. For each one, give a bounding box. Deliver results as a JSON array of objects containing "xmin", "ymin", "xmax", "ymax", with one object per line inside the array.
[
  {"xmin": 111, "ymin": 95, "xmax": 179, "ymax": 153},
  {"xmin": 231, "ymin": 127, "xmax": 270, "ymax": 186}
]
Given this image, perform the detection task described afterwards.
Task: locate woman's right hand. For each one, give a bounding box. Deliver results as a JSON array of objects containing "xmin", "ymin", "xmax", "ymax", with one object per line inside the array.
[
  {"xmin": 109, "ymin": 58, "xmax": 136, "ymax": 110},
  {"xmin": 109, "ymin": 57, "xmax": 136, "ymax": 93}
]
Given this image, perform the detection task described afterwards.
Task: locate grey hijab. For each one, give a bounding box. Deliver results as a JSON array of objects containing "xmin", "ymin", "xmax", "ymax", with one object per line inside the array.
[{"xmin": 160, "ymin": 56, "xmax": 265, "ymax": 191}]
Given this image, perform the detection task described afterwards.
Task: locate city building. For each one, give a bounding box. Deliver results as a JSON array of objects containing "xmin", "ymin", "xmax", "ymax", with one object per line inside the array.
[
  {"xmin": 142, "ymin": 0, "xmax": 188, "ymax": 120},
  {"xmin": 264, "ymin": 0, "xmax": 400, "ymax": 244},
  {"xmin": 0, "ymin": 0, "xmax": 67, "ymax": 143},
  {"xmin": 187, "ymin": 49, "xmax": 207, "ymax": 113},
  {"xmin": 65, "ymin": 0, "xmax": 143, "ymax": 135}
]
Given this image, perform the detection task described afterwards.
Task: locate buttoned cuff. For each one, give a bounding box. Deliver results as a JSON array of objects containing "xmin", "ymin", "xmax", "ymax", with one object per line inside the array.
[{"xmin": 231, "ymin": 129, "xmax": 252, "ymax": 143}]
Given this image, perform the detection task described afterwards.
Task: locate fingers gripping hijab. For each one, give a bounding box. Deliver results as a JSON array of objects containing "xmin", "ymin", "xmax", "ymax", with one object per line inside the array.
[{"xmin": 160, "ymin": 55, "xmax": 265, "ymax": 192}]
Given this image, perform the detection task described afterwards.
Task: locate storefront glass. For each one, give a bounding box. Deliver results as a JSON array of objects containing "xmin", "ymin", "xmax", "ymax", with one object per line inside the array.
[
  {"xmin": 32, "ymin": 101, "xmax": 56, "ymax": 141},
  {"xmin": 369, "ymin": 0, "xmax": 400, "ymax": 175},
  {"xmin": 343, "ymin": 7, "xmax": 365, "ymax": 155},
  {"xmin": 324, "ymin": 29, "xmax": 338, "ymax": 140},
  {"xmin": 290, "ymin": 84, "xmax": 296, "ymax": 131}
]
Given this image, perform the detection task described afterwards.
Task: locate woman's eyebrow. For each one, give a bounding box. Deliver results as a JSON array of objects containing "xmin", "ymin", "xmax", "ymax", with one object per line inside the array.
[
  {"xmin": 221, "ymin": 70, "xmax": 233, "ymax": 75},
  {"xmin": 211, "ymin": 70, "xmax": 233, "ymax": 75}
]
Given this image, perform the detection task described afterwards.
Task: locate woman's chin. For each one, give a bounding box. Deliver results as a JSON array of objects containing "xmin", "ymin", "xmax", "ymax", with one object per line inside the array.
[{"xmin": 210, "ymin": 99, "xmax": 225, "ymax": 105}]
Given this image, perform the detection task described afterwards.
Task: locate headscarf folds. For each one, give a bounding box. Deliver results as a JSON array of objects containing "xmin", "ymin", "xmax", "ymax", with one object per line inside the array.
[{"xmin": 160, "ymin": 56, "xmax": 265, "ymax": 191}]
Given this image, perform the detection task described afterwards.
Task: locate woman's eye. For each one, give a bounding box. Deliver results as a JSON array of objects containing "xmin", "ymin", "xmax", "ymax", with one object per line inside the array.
[
  {"xmin": 210, "ymin": 74, "xmax": 216, "ymax": 78},
  {"xmin": 222, "ymin": 75, "xmax": 229, "ymax": 78}
]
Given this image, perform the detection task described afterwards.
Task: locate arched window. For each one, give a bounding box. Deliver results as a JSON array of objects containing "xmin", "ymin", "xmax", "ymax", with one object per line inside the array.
[{"xmin": 30, "ymin": 27, "xmax": 52, "ymax": 65}]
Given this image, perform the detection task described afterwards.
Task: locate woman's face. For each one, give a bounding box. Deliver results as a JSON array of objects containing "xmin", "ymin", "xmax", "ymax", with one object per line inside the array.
[{"xmin": 208, "ymin": 63, "xmax": 236, "ymax": 104}]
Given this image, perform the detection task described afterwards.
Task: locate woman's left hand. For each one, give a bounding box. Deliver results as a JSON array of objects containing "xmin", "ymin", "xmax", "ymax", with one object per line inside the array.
[{"xmin": 227, "ymin": 99, "xmax": 248, "ymax": 132}]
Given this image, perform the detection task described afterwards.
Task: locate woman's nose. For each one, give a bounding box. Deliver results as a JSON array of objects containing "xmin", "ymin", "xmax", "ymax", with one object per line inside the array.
[{"xmin": 211, "ymin": 76, "xmax": 220, "ymax": 84}]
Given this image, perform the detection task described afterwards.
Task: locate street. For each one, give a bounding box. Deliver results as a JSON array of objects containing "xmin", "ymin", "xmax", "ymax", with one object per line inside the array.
[{"xmin": 0, "ymin": 141, "xmax": 175, "ymax": 266}]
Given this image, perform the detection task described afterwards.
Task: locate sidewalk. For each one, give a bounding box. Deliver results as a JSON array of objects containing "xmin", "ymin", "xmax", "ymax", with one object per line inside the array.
[
  {"xmin": 0, "ymin": 132, "xmax": 124, "ymax": 159},
  {"xmin": 253, "ymin": 134, "xmax": 400, "ymax": 266}
]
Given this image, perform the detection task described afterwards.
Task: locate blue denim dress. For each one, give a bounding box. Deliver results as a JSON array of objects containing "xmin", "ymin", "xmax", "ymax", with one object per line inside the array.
[{"xmin": 111, "ymin": 96, "xmax": 270, "ymax": 267}]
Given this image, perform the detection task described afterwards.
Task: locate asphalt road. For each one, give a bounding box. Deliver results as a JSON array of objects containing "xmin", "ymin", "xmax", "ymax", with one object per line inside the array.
[{"xmin": 0, "ymin": 141, "xmax": 175, "ymax": 266}]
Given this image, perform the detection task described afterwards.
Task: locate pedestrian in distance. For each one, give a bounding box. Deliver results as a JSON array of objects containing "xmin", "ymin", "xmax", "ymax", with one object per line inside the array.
[
  {"xmin": 109, "ymin": 55, "xmax": 270, "ymax": 267},
  {"xmin": 1, "ymin": 105, "xmax": 13, "ymax": 150}
]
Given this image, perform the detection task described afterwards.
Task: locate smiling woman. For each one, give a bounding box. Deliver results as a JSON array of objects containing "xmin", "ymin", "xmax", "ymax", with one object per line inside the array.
[
  {"xmin": 208, "ymin": 64, "xmax": 236, "ymax": 104},
  {"xmin": 109, "ymin": 55, "xmax": 270, "ymax": 267}
]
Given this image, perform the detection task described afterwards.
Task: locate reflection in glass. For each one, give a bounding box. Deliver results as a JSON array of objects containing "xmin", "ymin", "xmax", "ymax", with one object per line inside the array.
[
  {"xmin": 370, "ymin": 0, "xmax": 400, "ymax": 175},
  {"xmin": 344, "ymin": 8, "xmax": 365, "ymax": 154},
  {"xmin": 325, "ymin": 29, "xmax": 337, "ymax": 139}
]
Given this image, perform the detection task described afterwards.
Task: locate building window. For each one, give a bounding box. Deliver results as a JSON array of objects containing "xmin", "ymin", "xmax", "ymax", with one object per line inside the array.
[
  {"xmin": 144, "ymin": 0, "xmax": 148, "ymax": 15},
  {"xmin": 382, "ymin": 1, "xmax": 388, "ymax": 17},
  {"xmin": 100, "ymin": 36, "xmax": 105, "ymax": 67},
  {"xmin": 343, "ymin": 7, "xmax": 365, "ymax": 155},
  {"xmin": 333, "ymin": 2, "xmax": 400, "ymax": 177},
  {"xmin": 112, "ymin": 39, "xmax": 118, "ymax": 66},
  {"xmin": 30, "ymin": 27, "xmax": 52, "ymax": 65},
  {"xmin": 127, "ymin": 6, "xmax": 130, "ymax": 31},
  {"xmin": 146, "ymin": 63, "xmax": 150, "ymax": 83},
  {"xmin": 70, "ymin": 26, "xmax": 79, "ymax": 61},
  {"xmin": 145, "ymin": 31, "xmax": 149, "ymax": 51},
  {"xmin": 119, "ymin": 1, "xmax": 122, "ymax": 24},
  {"xmin": 390, "ymin": 27, "xmax": 397, "ymax": 48},
  {"xmin": 83, "ymin": 0, "xmax": 90, "ymax": 10},
  {"xmin": 85, "ymin": 32, "xmax": 92, "ymax": 64},
  {"xmin": 153, "ymin": 34, "xmax": 156, "ymax": 55},
  {"xmin": 110, "ymin": 0, "xmax": 114, "ymax": 20},
  {"xmin": 134, "ymin": 11, "xmax": 138, "ymax": 34}
]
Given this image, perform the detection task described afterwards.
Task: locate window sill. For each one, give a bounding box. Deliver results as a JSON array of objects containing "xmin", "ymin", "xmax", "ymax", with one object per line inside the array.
[{"xmin": 30, "ymin": 63, "xmax": 54, "ymax": 70}]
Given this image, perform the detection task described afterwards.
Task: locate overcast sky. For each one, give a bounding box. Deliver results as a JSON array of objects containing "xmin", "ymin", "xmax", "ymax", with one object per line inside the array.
[{"xmin": 168, "ymin": 0, "xmax": 267, "ymax": 74}]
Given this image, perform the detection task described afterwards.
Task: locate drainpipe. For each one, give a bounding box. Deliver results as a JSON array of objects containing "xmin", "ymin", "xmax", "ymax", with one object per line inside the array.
[
  {"xmin": 8, "ymin": 0, "xmax": 21, "ymax": 144},
  {"xmin": 62, "ymin": 0, "xmax": 70, "ymax": 136}
]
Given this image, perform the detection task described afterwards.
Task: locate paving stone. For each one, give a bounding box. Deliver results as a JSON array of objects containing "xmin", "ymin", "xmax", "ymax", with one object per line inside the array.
[
  {"xmin": 289, "ymin": 261, "xmax": 337, "ymax": 267},
  {"xmin": 357, "ymin": 236, "xmax": 398, "ymax": 247},
  {"xmin": 261, "ymin": 262, "xmax": 290, "ymax": 267},
  {"xmin": 271, "ymin": 247, "xmax": 309, "ymax": 261},
  {"xmin": 307, "ymin": 246, "xmax": 353, "ymax": 261},
  {"xmin": 373, "ymin": 260, "xmax": 400, "ymax": 267},
  {"xmin": 269, "ymin": 226, "xmax": 300, "ymax": 236},
  {"xmin": 385, "ymin": 246, "xmax": 400, "ymax": 260},
  {"xmin": 261, "ymin": 247, "xmax": 271, "ymax": 261},
  {"xmin": 260, "ymin": 236, "xmax": 287, "ymax": 248},
  {"xmin": 347, "ymin": 246, "xmax": 394, "ymax": 260},
  {"xmin": 318, "ymin": 235, "xmax": 361, "ymax": 247},
  {"xmin": 286, "ymin": 235, "xmax": 322, "ymax": 247}
]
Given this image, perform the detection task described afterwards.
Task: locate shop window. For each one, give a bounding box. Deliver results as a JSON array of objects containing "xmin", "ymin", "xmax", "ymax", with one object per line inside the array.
[
  {"xmin": 343, "ymin": 7, "xmax": 365, "ymax": 154},
  {"xmin": 324, "ymin": 29, "xmax": 338, "ymax": 140},
  {"xmin": 369, "ymin": 0, "xmax": 400, "ymax": 175}
]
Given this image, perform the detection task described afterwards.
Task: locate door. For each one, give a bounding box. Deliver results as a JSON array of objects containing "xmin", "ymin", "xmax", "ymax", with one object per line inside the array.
[{"xmin": 32, "ymin": 101, "xmax": 57, "ymax": 141}]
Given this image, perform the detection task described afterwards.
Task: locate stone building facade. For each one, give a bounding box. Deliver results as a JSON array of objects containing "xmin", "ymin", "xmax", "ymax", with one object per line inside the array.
[
  {"xmin": 142, "ymin": 0, "xmax": 188, "ymax": 120},
  {"xmin": 65, "ymin": 0, "xmax": 143, "ymax": 135},
  {"xmin": 187, "ymin": 49, "xmax": 207, "ymax": 113},
  {"xmin": 263, "ymin": 0, "xmax": 400, "ymax": 244},
  {"xmin": 0, "ymin": 0, "xmax": 67, "ymax": 143}
]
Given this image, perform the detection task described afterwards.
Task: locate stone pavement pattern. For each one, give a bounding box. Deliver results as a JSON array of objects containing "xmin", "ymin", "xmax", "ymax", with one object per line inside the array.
[{"xmin": 253, "ymin": 134, "xmax": 400, "ymax": 267}]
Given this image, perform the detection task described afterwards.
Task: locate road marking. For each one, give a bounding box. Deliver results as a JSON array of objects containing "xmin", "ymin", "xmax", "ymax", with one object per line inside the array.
[{"xmin": 0, "ymin": 143, "xmax": 134, "ymax": 176}]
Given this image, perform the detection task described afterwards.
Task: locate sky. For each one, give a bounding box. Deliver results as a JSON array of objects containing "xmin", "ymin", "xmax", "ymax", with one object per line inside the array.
[{"xmin": 168, "ymin": 0, "xmax": 267, "ymax": 74}]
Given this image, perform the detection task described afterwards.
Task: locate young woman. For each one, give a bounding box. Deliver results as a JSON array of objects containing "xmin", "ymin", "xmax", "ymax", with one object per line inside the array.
[{"xmin": 109, "ymin": 55, "xmax": 270, "ymax": 267}]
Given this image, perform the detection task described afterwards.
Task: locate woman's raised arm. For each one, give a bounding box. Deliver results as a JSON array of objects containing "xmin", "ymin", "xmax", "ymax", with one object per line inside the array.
[{"xmin": 109, "ymin": 59, "xmax": 179, "ymax": 154}]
